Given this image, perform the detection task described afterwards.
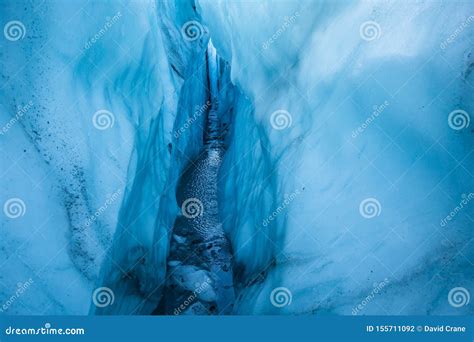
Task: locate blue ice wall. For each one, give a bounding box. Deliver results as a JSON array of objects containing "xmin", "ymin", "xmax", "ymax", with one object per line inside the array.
[
  {"xmin": 0, "ymin": 0, "xmax": 211, "ymax": 314},
  {"xmin": 199, "ymin": 0, "xmax": 474, "ymax": 314}
]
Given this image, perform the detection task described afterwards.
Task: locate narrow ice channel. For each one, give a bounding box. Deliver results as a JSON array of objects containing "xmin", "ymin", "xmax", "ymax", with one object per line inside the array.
[{"xmin": 155, "ymin": 41, "xmax": 235, "ymax": 315}]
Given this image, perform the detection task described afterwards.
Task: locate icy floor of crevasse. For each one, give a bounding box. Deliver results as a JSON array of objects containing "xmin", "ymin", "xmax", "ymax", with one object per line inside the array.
[{"xmin": 154, "ymin": 41, "xmax": 236, "ymax": 315}]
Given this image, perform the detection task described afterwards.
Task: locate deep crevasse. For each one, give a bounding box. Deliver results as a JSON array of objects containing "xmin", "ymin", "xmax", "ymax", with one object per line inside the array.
[{"xmin": 0, "ymin": 0, "xmax": 473, "ymax": 315}]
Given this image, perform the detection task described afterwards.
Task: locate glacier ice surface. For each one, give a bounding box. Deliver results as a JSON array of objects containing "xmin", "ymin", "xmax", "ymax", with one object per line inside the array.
[{"xmin": 0, "ymin": 0, "xmax": 473, "ymax": 315}]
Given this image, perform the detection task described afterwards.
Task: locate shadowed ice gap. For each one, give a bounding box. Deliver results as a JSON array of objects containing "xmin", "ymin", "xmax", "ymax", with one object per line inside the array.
[{"xmin": 155, "ymin": 40, "xmax": 236, "ymax": 315}]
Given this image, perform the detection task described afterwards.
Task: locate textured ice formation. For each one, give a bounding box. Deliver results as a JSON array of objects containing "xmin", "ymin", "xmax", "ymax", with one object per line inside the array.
[
  {"xmin": 0, "ymin": 0, "xmax": 473, "ymax": 315},
  {"xmin": 198, "ymin": 0, "xmax": 474, "ymax": 314}
]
